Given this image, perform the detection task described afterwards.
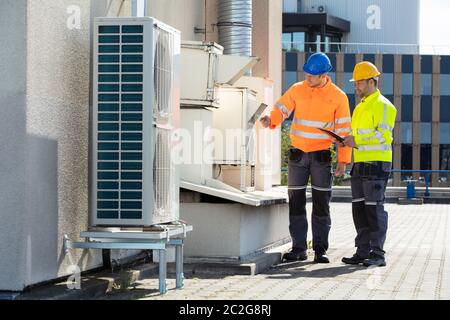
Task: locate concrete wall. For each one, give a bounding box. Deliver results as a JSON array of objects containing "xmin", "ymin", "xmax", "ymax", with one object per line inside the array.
[
  {"xmin": 0, "ymin": 0, "xmax": 28, "ymax": 292},
  {"xmin": 181, "ymin": 203, "xmax": 290, "ymax": 259},
  {"xmin": 147, "ymin": 0, "xmax": 205, "ymax": 41},
  {"xmin": 0, "ymin": 0, "xmax": 131, "ymax": 291}
]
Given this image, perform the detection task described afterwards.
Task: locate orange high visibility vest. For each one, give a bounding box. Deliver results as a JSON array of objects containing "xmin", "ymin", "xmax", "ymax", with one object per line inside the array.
[{"xmin": 269, "ymin": 76, "xmax": 352, "ymax": 164}]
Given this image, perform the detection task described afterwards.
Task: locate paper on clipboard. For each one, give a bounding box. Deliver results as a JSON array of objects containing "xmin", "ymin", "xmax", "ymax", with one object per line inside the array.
[{"xmin": 247, "ymin": 103, "xmax": 268, "ymax": 128}]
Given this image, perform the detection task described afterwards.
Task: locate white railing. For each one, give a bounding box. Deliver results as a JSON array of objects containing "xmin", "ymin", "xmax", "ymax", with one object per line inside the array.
[{"xmin": 282, "ymin": 41, "xmax": 450, "ymax": 55}]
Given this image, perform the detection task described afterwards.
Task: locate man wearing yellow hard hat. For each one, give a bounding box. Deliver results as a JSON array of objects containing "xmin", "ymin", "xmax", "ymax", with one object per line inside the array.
[{"xmin": 340, "ymin": 61, "xmax": 397, "ymax": 267}]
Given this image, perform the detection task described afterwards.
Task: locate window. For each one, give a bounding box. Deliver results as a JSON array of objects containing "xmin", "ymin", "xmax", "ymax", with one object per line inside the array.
[
  {"xmin": 401, "ymin": 96, "xmax": 413, "ymax": 122},
  {"xmin": 344, "ymin": 55, "xmax": 356, "ymax": 72},
  {"xmin": 440, "ymin": 123, "xmax": 450, "ymax": 144},
  {"xmin": 401, "ymin": 144, "xmax": 412, "ymax": 170},
  {"xmin": 440, "ymin": 56, "xmax": 450, "ymax": 74},
  {"xmin": 402, "ymin": 55, "xmax": 414, "ymax": 73},
  {"xmin": 440, "ymin": 75, "xmax": 450, "ymax": 96},
  {"xmin": 363, "ymin": 54, "xmax": 375, "ymax": 64},
  {"xmin": 440, "ymin": 96, "xmax": 450, "ymax": 122},
  {"xmin": 292, "ymin": 32, "xmax": 305, "ymax": 52},
  {"xmin": 421, "ymin": 122, "xmax": 431, "ymax": 144},
  {"xmin": 328, "ymin": 72, "xmax": 336, "ymax": 84},
  {"xmin": 421, "ymin": 96, "xmax": 432, "ymax": 122},
  {"xmin": 383, "ymin": 55, "xmax": 394, "ymax": 73},
  {"xmin": 402, "ymin": 74, "xmax": 413, "ymax": 95},
  {"xmin": 381, "ymin": 73, "xmax": 393, "ymax": 95},
  {"xmin": 283, "ymin": 71, "xmax": 297, "ymax": 92},
  {"xmin": 282, "ymin": 33, "xmax": 292, "ymax": 51},
  {"xmin": 421, "ymin": 74, "xmax": 432, "ymax": 95},
  {"xmin": 439, "ymin": 145, "xmax": 450, "ymax": 185},
  {"xmin": 421, "ymin": 144, "xmax": 432, "ymax": 170},
  {"xmin": 285, "ymin": 52, "xmax": 298, "ymax": 71},
  {"xmin": 347, "ymin": 94, "xmax": 356, "ymax": 114},
  {"xmin": 421, "ymin": 55, "xmax": 433, "ymax": 74},
  {"xmin": 344, "ymin": 73, "xmax": 354, "ymax": 93},
  {"xmin": 401, "ymin": 122, "xmax": 412, "ymax": 144}
]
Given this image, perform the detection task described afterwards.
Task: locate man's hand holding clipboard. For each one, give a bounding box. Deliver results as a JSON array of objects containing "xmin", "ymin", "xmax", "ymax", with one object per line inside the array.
[{"xmin": 318, "ymin": 128, "xmax": 359, "ymax": 149}]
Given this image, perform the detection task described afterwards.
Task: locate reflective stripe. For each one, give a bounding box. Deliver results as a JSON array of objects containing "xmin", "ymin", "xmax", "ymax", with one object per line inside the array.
[
  {"xmin": 335, "ymin": 116, "xmax": 351, "ymax": 124},
  {"xmin": 365, "ymin": 201, "xmax": 379, "ymax": 206},
  {"xmin": 358, "ymin": 144, "xmax": 392, "ymax": 151},
  {"xmin": 374, "ymin": 131, "xmax": 386, "ymax": 143},
  {"xmin": 357, "ymin": 128, "xmax": 374, "ymax": 135},
  {"xmin": 378, "ymin": 124, "xmax": 393, "ymax": 131},
  {"xmin": 352, "ymin": 198, "xmax": 365, "ymax": 203},
  {"xmin": 361, "ymin": 131, "xmax": 385, "ymax": 143},
  {"xmin": 293, "ymin": 118, "xmax": 334, "ymax": 129},
  {"xmin": 336, "ymin": 127, "xmax": 351, "ymax": 134},
  {"xmin": 376, "ymin": 103, "xmax": 394, "ymax": 131},
  {"xmin": 275, "ymin": 103, "xmax": 291, "ymax": 119},
  {"xmin": 291, "ymin": 129, "xmax": 330, "ymax": 140},
  {"xmin": 288, "ymin": 186, "xmax": 308, "ymax": 190},
  {"xmin": 311, "ymin": 185, "xmax": 332, "ymax": 192}
]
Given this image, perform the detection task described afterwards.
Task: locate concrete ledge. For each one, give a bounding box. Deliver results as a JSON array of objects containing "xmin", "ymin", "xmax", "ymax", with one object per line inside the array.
[
  {"xmin": 17, "ymin": 263, "xmax": 159, "ymax": 300},
  {"xmin": 398, "ymin": 198, "xmax": 424, "ymax": 205},
  {"xmin": 175, "ymin": 251, "xmax": 285, "ymax": 276}
]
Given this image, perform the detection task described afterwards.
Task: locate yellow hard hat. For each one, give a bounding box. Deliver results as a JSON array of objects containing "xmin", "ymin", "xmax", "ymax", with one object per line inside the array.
[{"xmin": 350, "ymin": 61, "xmax": 381, "ymax": 82}]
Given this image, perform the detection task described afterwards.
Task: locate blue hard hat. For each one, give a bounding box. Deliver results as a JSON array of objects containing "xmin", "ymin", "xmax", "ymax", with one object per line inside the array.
[{"xmin": 303, "ymin": 52, "xmax": 332, "ymax": 75}]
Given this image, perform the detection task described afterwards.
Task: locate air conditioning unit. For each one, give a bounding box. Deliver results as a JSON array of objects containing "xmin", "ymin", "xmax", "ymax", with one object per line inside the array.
[
  {"xmin": 212, "ymin": 87, "xmax": 258, "ymax": 192},
  {"xmin": 180, "ymin": 41, "xmax": 259, "ymax": 108},
  {"xmin": 92, "ymin": 17, "xmax": 180, "ymax": 226}
]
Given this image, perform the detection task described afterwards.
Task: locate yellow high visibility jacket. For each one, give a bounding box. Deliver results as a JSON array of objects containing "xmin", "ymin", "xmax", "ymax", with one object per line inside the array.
[{"xmin": 352, "ymin": 89, "xmax": 397, "ymax": 163}]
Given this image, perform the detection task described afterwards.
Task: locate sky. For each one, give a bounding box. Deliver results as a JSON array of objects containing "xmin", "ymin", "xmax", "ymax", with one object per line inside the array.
[{"xmin": 420, "ymin": 0, "xmax": 450, "ymax": 54}]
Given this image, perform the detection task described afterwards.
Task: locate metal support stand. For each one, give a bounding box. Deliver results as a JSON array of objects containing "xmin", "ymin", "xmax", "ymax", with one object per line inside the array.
[{"xmin": 63, "ymin": 224, "xmax": 192, "ymax": 295}]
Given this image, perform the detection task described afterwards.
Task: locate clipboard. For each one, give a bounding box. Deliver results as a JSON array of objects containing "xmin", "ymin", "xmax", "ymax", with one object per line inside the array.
[
  {"xmin": 318, "ymin": 128, "xmax": 358, "ymax": 149},
  {"xmin": 247, "ymin": 103, "xmax": 268, "ymax": 128},
  {"xmin": 318, "ymin": 128, "xmax": 345, "ymax": 142}
]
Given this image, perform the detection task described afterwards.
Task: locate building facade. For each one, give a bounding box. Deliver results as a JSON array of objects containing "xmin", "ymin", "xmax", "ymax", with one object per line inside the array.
[{"xmin": 282, "ymin": 0, "xmax": 420, "ymax": 54}]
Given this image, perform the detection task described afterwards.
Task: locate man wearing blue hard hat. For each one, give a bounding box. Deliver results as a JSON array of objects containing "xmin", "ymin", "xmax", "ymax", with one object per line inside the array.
[{"xmin": 261, "ymin": 52, "xmax": 352, "ymax": 263}]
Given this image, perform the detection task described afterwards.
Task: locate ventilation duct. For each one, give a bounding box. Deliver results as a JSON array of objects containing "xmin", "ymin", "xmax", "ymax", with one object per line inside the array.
[{"xmin": 217, "ymin": 0, "xmax": 252, "ymax": 56}]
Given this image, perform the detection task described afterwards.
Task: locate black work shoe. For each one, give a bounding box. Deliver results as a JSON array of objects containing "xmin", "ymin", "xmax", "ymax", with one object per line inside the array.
[
  {"xmin": 363, "ymin": 255, "xmax": 386, "ymax": 267},
  {"xmin": 313, "ymin": 253, "xmax": 330, "ymax": 263},
  {"xmin": 283, "ymin": 249, "xmax": 307, "ymax": 261},
  {"xmin": 342, "ymin": 254, "xmax": 368, "ymax": 265}
]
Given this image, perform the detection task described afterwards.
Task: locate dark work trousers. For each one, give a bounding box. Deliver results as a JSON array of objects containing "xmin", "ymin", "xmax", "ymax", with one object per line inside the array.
[
  {"xmin": 350, "ymin": 162, "xmax": 391, "ymax": 258},
  {"xmin": 288, "ymin": 148, "xmax": 333, "ymax": 254}
]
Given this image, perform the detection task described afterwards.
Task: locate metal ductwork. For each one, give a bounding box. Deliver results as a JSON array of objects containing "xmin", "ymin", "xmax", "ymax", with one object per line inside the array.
[{"xmin": 218, "ymin": 0, "xmax": 252, "ymax": 56}]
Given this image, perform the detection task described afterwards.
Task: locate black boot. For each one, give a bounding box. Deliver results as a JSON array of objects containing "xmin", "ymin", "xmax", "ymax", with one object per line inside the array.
[
  {"xmin": 363, "ymin": 253, "xmax": 386, "ymax": 267},
  {"xmin": 283, "ymin": 248, "xmax": 307, "ymax": 261},
  {"xmin": 342, "ymin": 254, "xmax": 368, "ymax": 265},
  {"xmin": 313, "ymin": 252, "xmax": 330, "ymax": 263}
]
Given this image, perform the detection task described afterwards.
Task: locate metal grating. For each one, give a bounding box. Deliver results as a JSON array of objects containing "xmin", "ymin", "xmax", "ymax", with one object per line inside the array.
[
  {"xmin": 96, "ymin": 24, "xmax": 145, "ymax": 221},
  {"xmin": 153, "ymin": 26, "xmax": 175, "ymax": 121},
  {"xmin": 153, "ymin": 127, "xmax": 174, "ymax": 219}
]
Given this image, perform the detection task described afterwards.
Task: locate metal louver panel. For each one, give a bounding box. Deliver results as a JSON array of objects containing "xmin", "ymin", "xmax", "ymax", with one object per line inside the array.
[{"xmin": 92, "ymin": 17, "xmax": 180, "ymax": 226}]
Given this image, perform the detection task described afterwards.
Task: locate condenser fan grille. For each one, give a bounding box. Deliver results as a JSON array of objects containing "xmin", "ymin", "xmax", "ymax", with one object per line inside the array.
[
  {"xmin": 153, "ymin": 127, "xmax": 173, "ymax": 217},
  {"xmin": 153, "ymin": 27, "xmax": 174, "ymax": 120}
]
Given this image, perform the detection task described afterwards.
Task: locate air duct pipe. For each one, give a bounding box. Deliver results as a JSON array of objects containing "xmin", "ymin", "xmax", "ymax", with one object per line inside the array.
[{"xmin": 217, "ymin": 0, "xmax": 252, "ymax": 56}]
